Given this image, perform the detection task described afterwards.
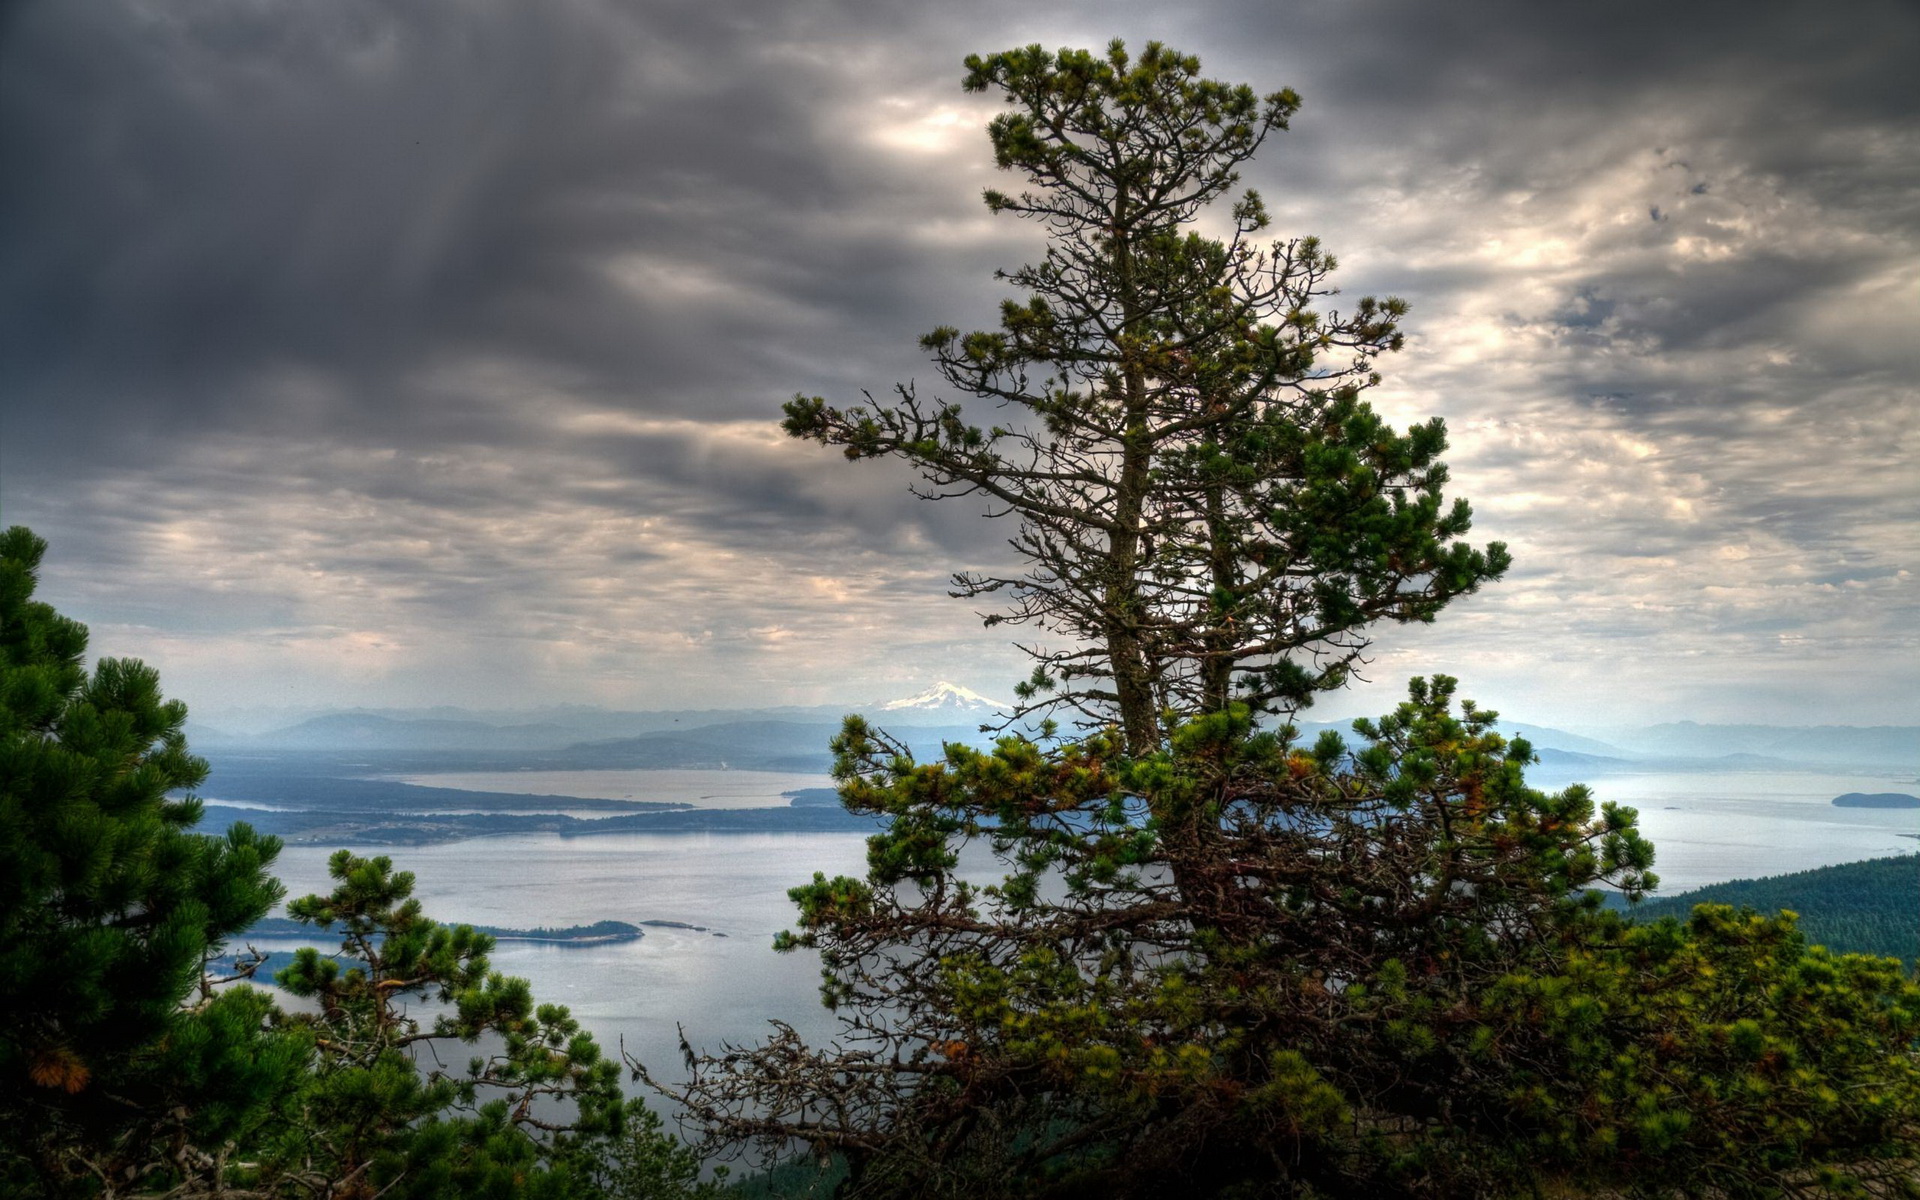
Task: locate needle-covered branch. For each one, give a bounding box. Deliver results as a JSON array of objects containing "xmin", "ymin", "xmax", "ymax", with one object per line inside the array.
[{"xmin": 676, "ymin": 680, "xmax": 1920, "ymax": 1197}]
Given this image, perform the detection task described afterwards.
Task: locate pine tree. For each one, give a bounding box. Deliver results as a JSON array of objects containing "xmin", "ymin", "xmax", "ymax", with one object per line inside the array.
[
  {"xmin": 0, "ymin": 529, "xmax": 713, "ymax": 1199},
  {"xmin": 266, "ymin": 850, "xmax": 719, "ymax": 1200},
  {"xmin": 658, "ymin": 45, "xmax": 1920, "ymax": 1198},
  {"xmin": 0, "ymin": 525, "xmax": 293, "ymax": 1195},
  {"xmin": 784, "ymin": 40, "xmax": 1507, "ymax": 751}
]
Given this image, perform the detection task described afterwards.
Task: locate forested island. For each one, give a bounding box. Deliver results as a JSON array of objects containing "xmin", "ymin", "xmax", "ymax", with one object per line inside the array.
[{"xmin": 1832, "ymin": 791, "xmax": 1920, "ymax": 808}]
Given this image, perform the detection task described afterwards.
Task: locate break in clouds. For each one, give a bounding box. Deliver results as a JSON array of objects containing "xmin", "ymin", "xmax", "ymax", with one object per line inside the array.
[{"xmin": 0, "ymin": 0, "xmax": 1914, "ymax": 727}]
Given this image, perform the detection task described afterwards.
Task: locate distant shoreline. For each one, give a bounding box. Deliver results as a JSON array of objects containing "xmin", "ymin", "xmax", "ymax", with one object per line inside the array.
[
  {"xmin": 244, "ymin": 916, "xmax": 650, "ymax": 945},
  {"xmin": 205, "ymin": 801, "xmax": 884, "ymax": 846}
]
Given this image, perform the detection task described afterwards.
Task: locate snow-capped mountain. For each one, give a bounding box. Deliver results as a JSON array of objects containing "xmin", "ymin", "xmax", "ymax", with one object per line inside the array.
[{"xmin": 878, "ymin": 682, "xmax": 1009, "ymax": 713}]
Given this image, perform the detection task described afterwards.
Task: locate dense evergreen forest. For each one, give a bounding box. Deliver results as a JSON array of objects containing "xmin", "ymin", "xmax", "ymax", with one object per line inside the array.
[{"xmin": 1625, "ymin": 854, "xmax": 1920, "ymax": 964}]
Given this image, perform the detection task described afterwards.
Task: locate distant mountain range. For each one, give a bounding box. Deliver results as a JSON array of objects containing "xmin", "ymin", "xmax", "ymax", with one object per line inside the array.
[
  {"xmin": 183, "ymin": 689, "xmax": 1913, "ymax": 773},
  {"xmin": 187, "ymin": 681, "xmax": 1018, "ymax": 751},
  {"xmin": 1587, "ymin": 721, "xmax": 1915, "ymax": 768},
  {"xmin": 209, "ymin": 712, "xmax": 582, "ymax": 752}
]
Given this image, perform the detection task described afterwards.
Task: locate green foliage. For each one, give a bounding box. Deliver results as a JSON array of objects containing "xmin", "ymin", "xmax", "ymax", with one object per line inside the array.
[
  {"xmin": 682, "ymin": 686, "xmax": 1920, "ymax": 1197},
  {"xmin": 1485, "ymin": 905, "xmax": 1920, "ymax": 1198},
  {"xmin": 671, "ymin": 681, "xmax": 1664, "ymax": 1195},
  {"xmin": 0, "ymin": 527, "xmax": 708, "ymax": 1199},
  {"xmin": 783, "ymin": 39, "xmax": 1505, "ymax": 749},
  {"xmin": 0, "ymin": 526, "xmax": 294, "ymax": 1196},
  {"xmin": 690, "ymin": 38, "xmax": 1920, "ymax": 1199},
  {"xmin": 258, "ymin": 850, "xmax": 719, "ymax": 1199},
  {"xmin": 1625, "ymin": 854, "xmax": 1920, "ymax": 965}
]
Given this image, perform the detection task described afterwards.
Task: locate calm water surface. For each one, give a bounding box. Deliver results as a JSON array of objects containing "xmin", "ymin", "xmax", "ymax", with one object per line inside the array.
[
  {"xmin": 1529, "ymin": 766, "xmax": 1915, "ymax": 891},
  {"xmin": 262, "ymin": 765, "xmax": 1917, "ymax": 1091},
  {"xmin": 267, "ymin": 832, "xmax": 871, "ymax": 1088},
  {"xmin": 391, "ymin": 768, "xmax": 835, "ymax": 809}
]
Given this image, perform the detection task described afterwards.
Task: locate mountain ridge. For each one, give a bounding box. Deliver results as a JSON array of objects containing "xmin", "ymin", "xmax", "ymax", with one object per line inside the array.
[{"xmin": 193, "ymin": 702, "xmax": 1914, "ymax": 772}]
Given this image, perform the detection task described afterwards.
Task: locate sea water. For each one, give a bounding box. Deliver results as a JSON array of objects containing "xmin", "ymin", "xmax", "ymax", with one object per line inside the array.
[{"xmin": 257, "ymin": 764, "xmax": 1917, "ymax": 1095}]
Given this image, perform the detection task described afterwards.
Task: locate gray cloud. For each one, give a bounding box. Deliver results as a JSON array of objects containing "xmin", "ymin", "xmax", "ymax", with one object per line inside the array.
[{"xmin": 1, "ymin": 0, "xmax": 1913, "ymax": 724}]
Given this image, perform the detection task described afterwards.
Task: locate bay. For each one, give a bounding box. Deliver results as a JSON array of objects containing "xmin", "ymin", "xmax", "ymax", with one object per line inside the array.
[
  {"xmin": 258, "ymin": 763, "xmax": 1918, "ymax": 1099},
  {"xmin": 266, "ymin": 831, "xmax": 870, "ymax": 1092}
]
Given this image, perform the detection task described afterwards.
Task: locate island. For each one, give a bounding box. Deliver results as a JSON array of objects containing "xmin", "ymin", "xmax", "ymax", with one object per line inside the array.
[
  {"xmin": 1832, "ymin": 792, "xmax": 1920, "ymax": 809},
  {"xmin": 475, "ymin": 919, "xmax": 644, "ymax": 944},
  {"xmin": 785, "ymin": 786, "xmax": 842, "ymax": 808},
  {"xmin": 244, "ymin": 916, "xmax": 645, "ymax": 944}
]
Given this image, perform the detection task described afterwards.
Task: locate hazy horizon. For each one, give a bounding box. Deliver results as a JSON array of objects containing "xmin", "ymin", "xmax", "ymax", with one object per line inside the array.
[{"xmin": 181, "ymin": 689, "xmax": 1918, "ymax": 751}]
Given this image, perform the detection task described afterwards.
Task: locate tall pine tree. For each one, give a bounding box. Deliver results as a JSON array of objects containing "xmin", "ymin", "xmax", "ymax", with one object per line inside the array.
[
  {"xmin": 660, "ymin": 44, "xmax": 1920, "ymax": 1199},
  {"xmin": 785, "ymin": 41, "xmax": 1506, "ymax": 749}
]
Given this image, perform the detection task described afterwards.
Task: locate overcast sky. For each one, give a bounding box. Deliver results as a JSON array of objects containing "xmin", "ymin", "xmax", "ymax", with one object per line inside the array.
[{"xmin": 2, "ymin": 0, "xmax": 1914, "ymax": 731}]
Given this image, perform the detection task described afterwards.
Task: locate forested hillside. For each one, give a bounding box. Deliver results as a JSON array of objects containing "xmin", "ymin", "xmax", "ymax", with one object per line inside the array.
[{"xmin": 1626, "ymin": 854, "xmax": 1919, "ymax": 964}]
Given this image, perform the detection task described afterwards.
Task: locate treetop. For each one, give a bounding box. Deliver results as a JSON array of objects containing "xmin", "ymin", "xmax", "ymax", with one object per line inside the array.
[{"xmin": 961, "ymin": 40, "xmax": 1299, "ymax": 234}]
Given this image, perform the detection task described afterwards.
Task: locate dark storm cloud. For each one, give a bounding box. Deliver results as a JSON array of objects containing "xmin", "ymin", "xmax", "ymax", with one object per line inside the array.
[
  {"xmin": 1, "ymin": 0, "xmax": 1913, "ymax": 720},
  {"xmin": 5, "ymin": 5, "xmax": 811, "ymax": 428},
  {"xmin": 0, "ymin": 0, "xmax": 1020, "ymax": 576}
]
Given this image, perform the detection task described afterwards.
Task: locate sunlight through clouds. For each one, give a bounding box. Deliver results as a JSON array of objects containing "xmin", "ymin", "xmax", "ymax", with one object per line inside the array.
[{"xmin": 2, "ymin": 0, "xmax": 1912, "ymax": 725}]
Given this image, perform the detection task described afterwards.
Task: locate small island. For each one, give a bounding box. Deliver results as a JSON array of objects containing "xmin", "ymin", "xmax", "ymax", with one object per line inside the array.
[
  {"xmin": 245, "ymin": 916, "xmax": 645, "ymax": 944},
  {"xmin": 476, "ymin": 919, "xmax": 644, "ymax": 944},
  {"xmin": 1832, "ymin": 792, "xmax": 1920, "ymax": 809}
]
